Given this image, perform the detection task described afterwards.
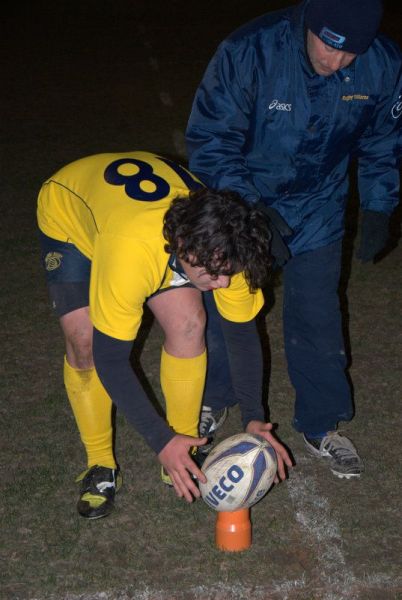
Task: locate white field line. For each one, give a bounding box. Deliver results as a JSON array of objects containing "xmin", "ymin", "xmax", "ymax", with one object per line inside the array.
[
  {"xmin": 36, "ymin": 572, "xmax": 402, "ymax": 600},
  {"xmin": 56, "ymin": 585, "xmax": 301, "ymax": 600},
  {"xmin": 286, "ymin": 457, "xmax": 356, "ymax": 600}
]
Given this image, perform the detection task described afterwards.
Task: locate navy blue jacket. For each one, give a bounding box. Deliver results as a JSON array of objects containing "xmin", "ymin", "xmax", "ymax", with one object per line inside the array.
[{"xmin": 186, "ymin": 1, "xmax": 402, "ymax": 255}]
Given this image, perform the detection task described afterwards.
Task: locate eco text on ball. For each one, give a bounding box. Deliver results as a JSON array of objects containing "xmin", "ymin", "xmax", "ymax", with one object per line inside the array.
[{"xmin": 203, "ymin": 464, "xmax": 244, "ymax": 508}]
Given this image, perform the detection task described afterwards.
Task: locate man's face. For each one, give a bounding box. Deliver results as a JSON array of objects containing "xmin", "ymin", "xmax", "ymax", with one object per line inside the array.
[
  {"xmin": 180, "ymin": 257, "xmax": 231, "ymax": 292},
  {"xmin": 306, "ymin": 29, "xmax": 357, "ymax": 76}
]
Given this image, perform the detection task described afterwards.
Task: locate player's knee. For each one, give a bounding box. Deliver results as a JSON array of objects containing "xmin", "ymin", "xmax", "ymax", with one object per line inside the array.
[
  {"xmin": 166, "ymin": 306, "xmax": 206, "ymax": 346},
  {"xmin": 180, "ymin": 307, "xmax": 206, "ymax": 342},
  {"xmin": 65, "ymin": 335, "xmax": 94, "ymax": 369}
]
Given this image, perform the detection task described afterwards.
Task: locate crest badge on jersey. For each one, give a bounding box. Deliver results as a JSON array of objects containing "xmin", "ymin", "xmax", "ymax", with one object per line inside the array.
[{"xmin": 45, "ymin": 251, "xmax": 63, "ymax": 271}]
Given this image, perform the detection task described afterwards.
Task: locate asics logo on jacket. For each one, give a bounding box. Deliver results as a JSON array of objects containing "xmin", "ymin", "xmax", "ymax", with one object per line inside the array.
[
  {"xmin": 391, "ymin": 94, "xmax": 402, "ymax": 119},
  {"xmin": 268, "ymin": 99, "xmax": 292, "ymax": 111}
]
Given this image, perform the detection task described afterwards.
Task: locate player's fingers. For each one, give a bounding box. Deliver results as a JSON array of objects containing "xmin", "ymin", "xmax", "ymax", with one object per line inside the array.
[
  {"xmin": 176, "ymin": 484, "xmax": 193, "ymax": 502},
  {"xmin": 185, "ymin": 464, "xmax": 204, "ymax": 498},
  {"xmin": 169, "ymin": 471, "xmax": 190, "ymax": 501},
  {"xmin": 263, "ymin": 438, "xmax": 291, "ymax": 481},
  {"xmin": 269, "ymin": 438, "xmax": 293, "ymax": 467},
  {"xmin": 168, "ymin": 460, "xmax": 201, "ymax": 501},
  {"xmin": 175, "ymin": 470, "xmax": 200, "ymax": 502},
  {"xmin": 187, "ymin": 479, "xmax": 201, "ymax": 500},
  {"xmin": 276, "ymin": 455, "xmax": 287, "ymax": 481},
  {"xmin": 279, "ymin": 446, "xmax": 293, "ymax": 467},
  {"xmin": 187, "ymin": 458, "xmax": 207, "ymax": 485},
  {"xmin": 169, "ymin": 474, "xmax": 184, "ymax": 499},
  {"xmin": 190, "ymin": 436, "xmax": 208, "ymax": 447}
]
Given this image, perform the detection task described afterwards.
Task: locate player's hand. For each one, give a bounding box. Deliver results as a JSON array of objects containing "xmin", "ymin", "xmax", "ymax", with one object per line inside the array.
[
  {"xmin": 356, "ymin": 210, "xmax": 390, "ymax": 263},
  {"xmin": 255, "ymin": 202, "xmax": 293, "ymax": 267},
  {"xmin": 158, "ymin": 434, "xmax": 208, "ymax": 502},
  {"xmin": 245, "ymin": 420, "xmax": 293, "ymax": 483}
]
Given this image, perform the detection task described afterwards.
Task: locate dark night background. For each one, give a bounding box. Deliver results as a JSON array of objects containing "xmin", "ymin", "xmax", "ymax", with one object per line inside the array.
[{"xmin": 1, "ymin": 2, "xmax": 401, "ymax": 599}]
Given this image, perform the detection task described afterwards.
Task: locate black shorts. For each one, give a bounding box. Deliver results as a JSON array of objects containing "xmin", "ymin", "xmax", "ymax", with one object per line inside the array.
[
  {"xmin": 39, "ymin": 231, "xmax": 195, "ymax": 318},
  {"xmin": 39, "ymin": 231, "xmax": 91, "ymax": 317}
]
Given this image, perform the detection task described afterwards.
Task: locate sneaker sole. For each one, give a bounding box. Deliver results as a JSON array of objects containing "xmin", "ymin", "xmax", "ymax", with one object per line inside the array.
[
  {"xmin": 82, "ymin": 510, "xmax": 113, "ymax": 520},
  {"xmin": 330, "ymin": 469, "xmax": 361, "ymax": 479},
  {"xmin": 77, "ymin": 497, "xmax": 115, "ymax": 519}
]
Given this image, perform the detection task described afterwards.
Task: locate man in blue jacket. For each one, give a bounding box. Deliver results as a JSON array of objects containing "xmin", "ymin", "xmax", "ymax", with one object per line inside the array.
[{"xmin": 186, "ymin": 0, "xmax": 401, "ymax": 479}]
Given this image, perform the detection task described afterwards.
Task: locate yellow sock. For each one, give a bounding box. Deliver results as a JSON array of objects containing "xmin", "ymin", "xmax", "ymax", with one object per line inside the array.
[
  {"xmin": 63, "ymin": 356, "xmax": 116, "ymax": 469},
  {"xmin": 160, "ymin": 348, "xmax": 207, "ymax": 437}
]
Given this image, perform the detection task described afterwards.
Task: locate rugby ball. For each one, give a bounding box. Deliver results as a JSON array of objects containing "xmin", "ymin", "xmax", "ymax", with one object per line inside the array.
[{"xmin": 199, "ymin": 433, "xmax": 277, "ymax": 512}]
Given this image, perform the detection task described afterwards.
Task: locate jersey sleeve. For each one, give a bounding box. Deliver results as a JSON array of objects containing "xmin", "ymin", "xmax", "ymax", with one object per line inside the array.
[
  {"xmin": 90, "ymin": 233, "xmax": 164, "ymax": 340},
  {"xmin": 213, "ymin": 272, "xmax": 264, "ymax": 323}
]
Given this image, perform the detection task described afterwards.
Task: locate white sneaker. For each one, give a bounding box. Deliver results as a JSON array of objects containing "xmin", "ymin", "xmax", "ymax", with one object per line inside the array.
[{"xmin": 303, "ymin": 431, "xmax": 364, "ymax": 479}]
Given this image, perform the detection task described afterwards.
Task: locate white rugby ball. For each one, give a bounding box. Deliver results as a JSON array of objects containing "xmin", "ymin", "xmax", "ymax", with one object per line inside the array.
[{"xmin": 199, "ymin": 433, "xmax": 277, "ymax": 512}]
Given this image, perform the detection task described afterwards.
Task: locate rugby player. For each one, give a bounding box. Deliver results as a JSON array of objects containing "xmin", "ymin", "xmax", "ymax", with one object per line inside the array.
[{"xmin": 37, "ymin": 151, "xmax": 292, "ymax": 519}]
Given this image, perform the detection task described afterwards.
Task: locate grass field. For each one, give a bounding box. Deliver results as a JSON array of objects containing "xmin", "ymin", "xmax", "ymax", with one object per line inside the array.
[{"xmin": 1, "ymin": 1, "xmax": 402, "ymax": 599}]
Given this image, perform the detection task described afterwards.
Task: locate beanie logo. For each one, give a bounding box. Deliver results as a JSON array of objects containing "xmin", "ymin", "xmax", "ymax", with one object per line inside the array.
[
  {"xmin": 319, "ymin": 27, "xmax": 346, "ymax": 50},
  {"xmin": 391, "ymin": 95, "xmax": 402, "ymax": 120}
]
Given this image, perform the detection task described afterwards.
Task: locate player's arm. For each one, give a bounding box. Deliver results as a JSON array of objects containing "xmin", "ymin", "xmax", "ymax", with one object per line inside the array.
[
  {"xmin": 92, "ymin": 328, "xmax": 207, "ymax": 501},
  {"xmin": 92, "ymin": 327, "xmax": 174, "ymax": 452},
  {"xmin": 355, "ymin": 46, "xmax": 401, "ymax": 216},
  {"xmin": 219, "ymin": 316, "xmax": 293, "ymax": 481}
]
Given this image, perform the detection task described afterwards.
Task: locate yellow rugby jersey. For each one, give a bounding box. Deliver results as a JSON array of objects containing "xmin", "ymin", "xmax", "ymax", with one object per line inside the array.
[{"xmin": 37, "ymin": 151, "xmax": 264, "ymax": 340}]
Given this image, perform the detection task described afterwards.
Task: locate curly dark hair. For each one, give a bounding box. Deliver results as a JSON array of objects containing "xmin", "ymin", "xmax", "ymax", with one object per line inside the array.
[{"xmin": 163, "ymin": 188, "xmax": 273, "ymax": 291}]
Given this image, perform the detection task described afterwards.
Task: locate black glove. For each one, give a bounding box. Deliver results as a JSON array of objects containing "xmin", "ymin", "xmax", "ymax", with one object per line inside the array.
[
  {"xmin": 356, "ymin": 210, "xmax": 390, "ymax": 263},
  {"xmin": 256, "ymin": 201, "xmax": 293, "ymax": 267}
]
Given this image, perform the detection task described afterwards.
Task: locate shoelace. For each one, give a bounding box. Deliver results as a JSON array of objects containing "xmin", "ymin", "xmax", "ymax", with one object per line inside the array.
[
  {"xmin": 83, "ymin": 469, "xmax": 115, "ymax": 493},
  {"xmin": 323, "ymin": 436, "xmax": 359, "ymax": 464}
]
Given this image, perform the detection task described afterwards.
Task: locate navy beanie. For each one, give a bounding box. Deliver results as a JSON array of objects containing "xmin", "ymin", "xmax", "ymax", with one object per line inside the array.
[{"xmin": 305, "ymin": 0, "xmax": 383, "ymax": 54}]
